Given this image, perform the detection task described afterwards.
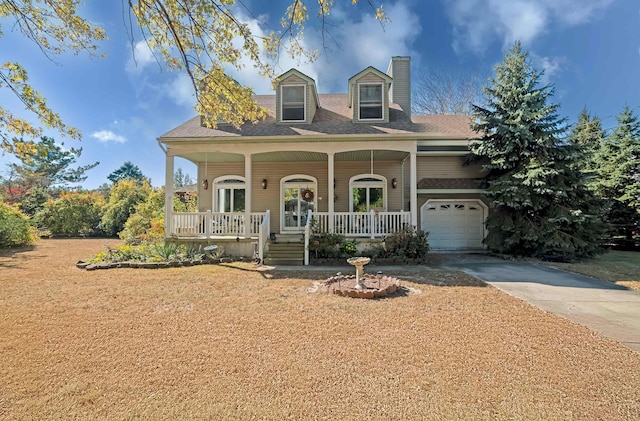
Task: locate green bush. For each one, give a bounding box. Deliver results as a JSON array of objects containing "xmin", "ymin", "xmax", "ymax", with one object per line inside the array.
[
  {"xmin": 100, "ymin": 180, "xmax": 151, "ymax": 236},
  {"xmin": 35, "ymin": 191, "xmax": 105, "ymax": 236},
  {"xmin": 308, "ymin": 233, "xmax": 345, "ymax": 258},
  {"xmin": 383, "ymin": 226, "xmax": 430, "ymax": 259},
  {"xmin": 0, "ymin": 201, "xmax": 38, "ymax": 248},
  {"xmin": 88, "ymin": 242, "xmax": 207, "ymax": 264}
]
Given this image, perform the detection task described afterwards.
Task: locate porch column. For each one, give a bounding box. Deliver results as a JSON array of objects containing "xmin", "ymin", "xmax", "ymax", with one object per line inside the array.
[
  {"xmin": 244, "ymin": 153, "xmax": 252, "ymax": 238},
  {"xmin": 164, "ymin": 151, "xmax": 175, "ymax": 238},
  {"xmin": 410, "ymin": 151, "xmax": 417, "ymax": 228},
  {"xmin": 327, "ymin": 152, "xmax": 335, "ymax": 232}
]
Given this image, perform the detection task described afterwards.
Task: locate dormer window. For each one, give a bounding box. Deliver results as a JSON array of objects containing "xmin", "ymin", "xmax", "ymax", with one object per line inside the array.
[
  {"xmin": 281, "ymin": 85, "xmax": 306, "ymax": 122},
  {"xmin": 359, "ymin": 83, "xmax": 383, "ymax": 120}
]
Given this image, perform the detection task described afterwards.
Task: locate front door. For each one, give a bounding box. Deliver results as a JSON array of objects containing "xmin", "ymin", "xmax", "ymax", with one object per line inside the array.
[{"xmin": 282, "ymin": 176, "xmax": 316, "ymax": 232}]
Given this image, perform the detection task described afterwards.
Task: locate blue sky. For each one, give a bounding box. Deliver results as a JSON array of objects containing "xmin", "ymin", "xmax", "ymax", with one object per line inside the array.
[{"xmin": 2, "ymin": 0, "xmax": 639, "ymax": 189}]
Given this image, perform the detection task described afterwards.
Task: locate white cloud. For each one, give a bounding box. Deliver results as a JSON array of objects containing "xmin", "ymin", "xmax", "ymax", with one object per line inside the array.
[
  {"xmin": 445, "ymin": 0, "xmax": 614, "ymax": 53},
  {"xmin": 166, "ymin": 74, "xmax": 195, "ymax": 107},
  {"xmin": 91, "ymin": 130, "xmax": 127, "ymax": 144},
  {"xmin": 125, "ymin": 40, "xmax": 157, "ymax": 75},
  {"xmin": 532, "ymin": 54, "xmax": 565, "ymax": 84},
  {"xmin": 223, "ymin": 2, "xmax": 422, "ymax": 94}
]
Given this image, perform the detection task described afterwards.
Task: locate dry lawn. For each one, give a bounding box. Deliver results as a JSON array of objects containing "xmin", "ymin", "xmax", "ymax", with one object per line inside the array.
[
  {"xmin": 542, "ymin": 250, "xmax": 640, "ymax": 290},
  {"xmin": 1, "ymin": 239, "xmax": 639, "ymax": 420}
]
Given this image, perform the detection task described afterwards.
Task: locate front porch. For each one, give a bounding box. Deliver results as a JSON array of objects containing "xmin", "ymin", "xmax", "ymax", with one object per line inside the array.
[{"xmin": 168, "ymin": 209, "xmax": 411, "ymax": 264}]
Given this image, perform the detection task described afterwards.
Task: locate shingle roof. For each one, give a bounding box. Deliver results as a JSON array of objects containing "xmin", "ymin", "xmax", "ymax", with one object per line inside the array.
[{"xmin": 159, "ymin": 94, "xmax": 478, "ymax": 140}]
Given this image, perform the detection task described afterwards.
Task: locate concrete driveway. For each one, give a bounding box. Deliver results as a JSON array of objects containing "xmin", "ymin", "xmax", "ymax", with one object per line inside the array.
[{"xmin": 441, "ymin": 257, "xmax": 640, "ymax": 353}]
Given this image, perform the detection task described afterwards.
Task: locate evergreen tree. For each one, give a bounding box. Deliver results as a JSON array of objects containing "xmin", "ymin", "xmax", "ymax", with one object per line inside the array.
[
  {"xmin": 593, "ymin": 105, "xmax": 640, "ymax": 210},
  {"xmin": 470, "ymin": 42, "xmax": 606, "ymax": 259},
  {"xmin": 10, "ymin": 136, "xmax": 99, "ymax": 188},
  {"xmin": 107, "ymin": 161, "xmax": 147, "ymax": 184},
  {"xmin": 592, "ymin": 105, "xmax": 640, "ymax": 240},
  {"xmin": 569, "ymin": 108, "xmax": 605, "ymax": 179}
]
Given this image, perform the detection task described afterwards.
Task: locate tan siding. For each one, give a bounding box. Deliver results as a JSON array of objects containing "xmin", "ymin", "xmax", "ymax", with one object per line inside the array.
[
  {"xmin": 333, "ymin": 161, "xmax": 403, "ymax": 212},
  {"xmin": 388, "ymin": 57, "xmax": 411, "ymax": 114},
  {"xmin": 200, "ymin": 159, "xmax": 405, "ymax": 232},
  {"xmin": 417, "ymin": 156, "xmax": 484, "ymax": 179},
  {"xmin": 282, "ymin": 74, "xmax": 305, "ymax": 84},
  {"xmin": 198, "ymin": 162, "xmax": 244, "ymax": 211}
]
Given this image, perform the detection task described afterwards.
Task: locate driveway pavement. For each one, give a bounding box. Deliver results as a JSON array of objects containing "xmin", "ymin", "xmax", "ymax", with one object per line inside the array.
[{"xmin": 440, "ymin": 257, "xmax": 640, "ymax": 353}]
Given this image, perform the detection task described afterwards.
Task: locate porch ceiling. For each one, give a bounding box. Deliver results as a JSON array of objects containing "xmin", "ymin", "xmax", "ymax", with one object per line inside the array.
[{"xmin": 181, "ymin": 150, "xmax": 409, "ymax": 163}]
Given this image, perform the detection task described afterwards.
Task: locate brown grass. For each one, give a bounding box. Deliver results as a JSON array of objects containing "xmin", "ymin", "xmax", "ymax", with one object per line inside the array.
[
  {"xmin": 1, "ymin": 239, "xmax": 639, "ymax": 420},
  {"xmin": 542, "ymin": 250, "xmax": 640, "ymax": 290}
]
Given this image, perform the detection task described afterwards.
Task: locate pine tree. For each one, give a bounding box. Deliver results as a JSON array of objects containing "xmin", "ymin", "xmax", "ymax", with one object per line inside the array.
[
  {"xmin": 594, "ymin": 106, "xmax": 640, "ymax": 209},
  {"xmin": 592, "ymin": 105, "xmax": 640, "ymax": 240},
  {"xmin": 569, "ymin": 108, "xmax": 605, "ymax": 180},
  {"xmin": 470, "ymin": 42, "xmax": 606, "ymax": 259}
]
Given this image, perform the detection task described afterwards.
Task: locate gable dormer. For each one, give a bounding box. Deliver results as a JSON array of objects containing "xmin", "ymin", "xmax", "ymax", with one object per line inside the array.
[
  {"xmin": 275, "ymin": 69, "xmax": 319, "ymax": 124},
  {"xmin": 348, "ymin": 66, "xmax": 393, "ymax": 123}
]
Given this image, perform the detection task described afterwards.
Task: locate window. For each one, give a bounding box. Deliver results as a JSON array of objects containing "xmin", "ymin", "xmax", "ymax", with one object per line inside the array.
[
  {"xmin": 359, "ymin": 83, "xmax": 383, "ymax": 120},
  {"xmin": 214, "ymin": 177, "xmax": 245, "ymax": 213},
  {"xmin": 281, "ymin": 85, "xmax": 305, "ymax": 121},
  {"xmin": 349, "ymin": 174, "xmax": 386, "ymax": 212}
]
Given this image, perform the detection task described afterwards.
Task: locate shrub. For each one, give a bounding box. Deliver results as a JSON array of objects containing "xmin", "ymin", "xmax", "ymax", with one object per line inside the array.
[
  {"xmin": 308, "ymin": 233, "xmax": 345, "ymax": 258},
  {"xmin": 35, "ymin": 191, "xmax": 105, "ymax": 236},
  {"xmin": 340, "ymin": 239, "xmax": 358, "ymax": 257},
  {"xmin": 383, "ymin": 226, "xmax": 430, "ymax": 259},
  {"xmin": 120, "ymin": 188, "xmax": 165, "ymax": 244},
  {"xmin": 100, "ymin": 180, "xmax": 151, "ymax": 236},
  {"xmin": 0, "ymin": 201, "xmax": 38, "ymax": 248}
]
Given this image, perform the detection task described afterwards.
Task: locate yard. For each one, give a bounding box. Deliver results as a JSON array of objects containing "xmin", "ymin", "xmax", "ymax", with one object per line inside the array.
[
  {"xmin": 542, "ymin": 250, "xmax": 640, "ymax": 290},
  {"xmin": 1, "ymin": 239, "xmax": 639, "ymax": 420}
]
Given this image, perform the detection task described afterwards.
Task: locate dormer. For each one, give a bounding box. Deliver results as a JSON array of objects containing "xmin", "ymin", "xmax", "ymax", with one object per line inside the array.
[
  {"xmin": 348, "ymin": 66, "xmax": 393, "ymax": 123},
  {"xmin": 275, "ymin": 69, "xmax": 319, "ymax": 124}
]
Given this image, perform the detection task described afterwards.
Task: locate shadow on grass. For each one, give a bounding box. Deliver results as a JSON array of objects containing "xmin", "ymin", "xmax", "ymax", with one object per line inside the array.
[
  {"xmin": 0, "ymin": 246, "xmax": 38, "ymax": 269},
  {"xmin": 220, "ymin": 262, "xmax": 487, "ymax": 287}
]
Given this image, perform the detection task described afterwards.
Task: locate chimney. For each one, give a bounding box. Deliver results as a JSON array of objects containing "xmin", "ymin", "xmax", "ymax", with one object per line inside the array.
[{"xmin": 387, "ymin": 56, "xmax": 411, "ymax": 118}]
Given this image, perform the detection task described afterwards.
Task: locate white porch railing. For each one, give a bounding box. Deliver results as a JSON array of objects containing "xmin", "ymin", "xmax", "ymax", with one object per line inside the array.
[
  {"xmin": 171, "ymin": 212, "xmax": 266, "ymax": 237},
  {"xmin": 312, "ymin": 210, "xmax": 411, "ymax": 238},
  {"xmin": 258, "ymin": 210, "xmax": 270, "ymax": 263},
  {"xmin": 303, "ymin": 209, "xmax": 313, "ymax": 266}
]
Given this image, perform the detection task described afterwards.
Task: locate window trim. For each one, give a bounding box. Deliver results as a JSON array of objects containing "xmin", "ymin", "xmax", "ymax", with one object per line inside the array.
[
  {"xmin": 349, "ymin": 173, "xmax": 387, "ymax": 212},
  {"xmin": 280, "ymin": 84, "xmax": 307, "ymax": 122},
  {"xmin": 358, "ymin": 82, "xmax": 384, "ymax": 121},
  {"xmin": 213, "ymin": 175, "xmax": 246, "ymax": 213}
]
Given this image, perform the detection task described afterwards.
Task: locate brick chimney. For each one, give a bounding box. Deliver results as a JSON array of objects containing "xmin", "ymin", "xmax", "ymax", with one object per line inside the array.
[{"xmin": 387, "ymin": 56, "xmax": 411, "ymax": 118}]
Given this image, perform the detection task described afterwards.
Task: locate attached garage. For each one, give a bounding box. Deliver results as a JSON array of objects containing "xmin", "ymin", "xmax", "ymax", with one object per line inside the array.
[{"xmin": 421, "ymin": 199, "xmax": 487, "ymax": 249}]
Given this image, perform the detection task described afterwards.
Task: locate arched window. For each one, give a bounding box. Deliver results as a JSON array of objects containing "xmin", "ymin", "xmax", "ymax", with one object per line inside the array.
[
  {"xmin": 349, "ymin": 174, "xmax": 387, "ymax": 212},
  {"xmin": 213, "ymin": 176, "xmax": 245, "ymax": 213}
]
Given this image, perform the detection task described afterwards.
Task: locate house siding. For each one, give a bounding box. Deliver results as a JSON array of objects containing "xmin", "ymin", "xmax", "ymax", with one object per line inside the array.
[
  {"xmin": 416, "ymin": 156, "xmax": 484, "ymax": 179},
  {"xmin": 199, "ymin": 159, "xmax": 405, "ymax": 233}
]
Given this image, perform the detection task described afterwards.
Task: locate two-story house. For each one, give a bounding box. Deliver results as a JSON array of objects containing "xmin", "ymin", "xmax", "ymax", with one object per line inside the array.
[{"xmin": 158, "ymin": 56, "xmax": 486, "ymax": 263}]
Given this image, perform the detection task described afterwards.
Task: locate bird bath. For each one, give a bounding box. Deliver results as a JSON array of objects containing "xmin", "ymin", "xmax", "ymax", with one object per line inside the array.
[
  {"xmin": 347, "ymin": 256, "xmax": 370, "ymax": 290},
  {"xmin": 324, "ymin": 257, "xmax": 401, "ymax": 299}
]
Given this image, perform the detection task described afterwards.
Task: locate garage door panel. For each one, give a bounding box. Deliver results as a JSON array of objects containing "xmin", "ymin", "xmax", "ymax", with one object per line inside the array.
[{"xmin": 421, "ymin": 200, "xmax": 485, "ymax": 249}]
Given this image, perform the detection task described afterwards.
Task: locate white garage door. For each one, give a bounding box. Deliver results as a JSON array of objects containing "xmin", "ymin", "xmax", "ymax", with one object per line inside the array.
[{"xmin": 421, "ymin": 200, "xmax": 486, "ymax": 249}]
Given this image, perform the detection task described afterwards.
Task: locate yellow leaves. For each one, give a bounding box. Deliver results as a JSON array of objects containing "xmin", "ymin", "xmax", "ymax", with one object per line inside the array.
[{"xmin": 1, "ymin": 1, "xmax": 105, "ymax": 156}]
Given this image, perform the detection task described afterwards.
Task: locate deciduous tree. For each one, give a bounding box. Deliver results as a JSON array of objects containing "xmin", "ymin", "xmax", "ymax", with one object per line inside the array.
[{"xmin": 2, "ymin": 0, "xmax": 386, "ymax": 156}]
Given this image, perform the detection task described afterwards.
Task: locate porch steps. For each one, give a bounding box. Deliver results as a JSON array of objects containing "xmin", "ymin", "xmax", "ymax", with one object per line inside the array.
[{"xmin": 263, "ymin": 241, "xmax": 305, "ymax": 266}]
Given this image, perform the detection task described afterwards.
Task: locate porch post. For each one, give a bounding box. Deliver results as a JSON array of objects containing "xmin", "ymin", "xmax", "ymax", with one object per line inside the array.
[
  {"xmin": 244, "ymin": 153, "xmax": 252, "ymax": 238},
  {"xmin": 164, "ymin": 151, "xmax": 175, "ymax": 238},
  {"xmin": 410, "ymin": 151, "xmax": 417, "ymax": 228},
  {"xmin": 328, "ymin": 152, "xmax": 335, "ymax": 233}
]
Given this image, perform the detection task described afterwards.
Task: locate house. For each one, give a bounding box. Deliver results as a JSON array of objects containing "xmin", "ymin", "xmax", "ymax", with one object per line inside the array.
[{"xmin": 157, "ymin": 56, "xmax": 485, "ymax": 263}]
